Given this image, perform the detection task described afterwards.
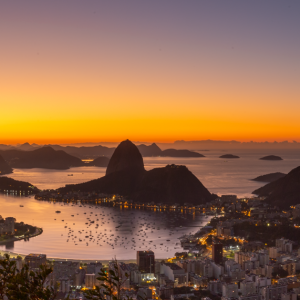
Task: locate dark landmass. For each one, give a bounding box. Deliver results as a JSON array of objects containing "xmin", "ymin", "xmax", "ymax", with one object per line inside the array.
[
  {"xmin": 0, "ymin": 144, "xmax": 14, "ymax": 151},
  {"xmin": 0, "ymin": 155, "xmax": 13, "ymax": 175},
  {"xmin": 251, "ymin": 172, "xmax": 286, "ymax": 183},
  {"xmin": 219, "ymin": 154, "xmax": 240, "ymax": 159},
  {"xmin": 0, "ymin": 177, "xmax": 39, "ymax": 194},
  {"xmin": 137, "ymin": 143, "xmax": 203, "ymax": 157},
  {"xmin": 160, "ymin": 149, "xmax": 204, "ymax": 157},
  {"xmin": 59, "ymin": 140, "xmax": 213, "ymax": 205},
  {"xmin": 2, "ymin": 142, "xmax": 203, "ymax": 159},
  {"xmin": 88, "ymin": 157, "xmax": 110, "ymax": 167},
  {"xmin": 48, "ymin": 144, "xmax": 115, "ymax": 159},
  {"xmin": 137, "ymin": 143, "xmax": 162, "ymax": 157},
  {"xmin": 132, "ymin": 164, "xmax": 211, "ymax": 204},
  {"xmin": 252, "ymin": 166, "xmax": 300, "ymax": 208},
  {"xmin": 0, "ymin": 147, "xmax": 84, "ymax": 170},
  {"xmin": 259, "ymin": 155, "xmax": 283, "ymax": 161},
  {"xmin": 106, "ymin": 140, "xmax": 145, "ymax": 176}
]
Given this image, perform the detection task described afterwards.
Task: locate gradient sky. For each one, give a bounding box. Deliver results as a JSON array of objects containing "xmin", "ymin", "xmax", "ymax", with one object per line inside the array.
[{"xmin": 1, "ymin": 1, "xmax": 300, "ymax": 143}]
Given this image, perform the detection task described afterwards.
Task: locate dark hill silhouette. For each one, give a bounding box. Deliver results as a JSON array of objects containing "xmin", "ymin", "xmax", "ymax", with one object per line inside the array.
[
  {"xmin": 259, "ymin": 155, "xmax": 283, "ymax": 161},
  {"xmin": 137, "ymin": 143, "xmax": 162, "ymax": 156},
  {"xmin": 106, "ymin": 140, "xmax": 145, "ymax": 176},
  {"xmin": 16, "ymin": 142, "xmax": 38, "ymax": 151},
  {"xmin": 48, "ymin": 144, "xmax": 115, "ymax": 159},
  {"xmin": 132, "ymin": 164, "xmax": 211, "ymax": 204},
  {"xmin": 137, "ymin": 143, "xmax": 203, "ymax": 157},
  {"xmin": 219, "ymin": 154, "xmax": 240, "ymax": 159},
  {"xmin": 0, "ymin": 147, "xmax": 84, "ymax": 170},
  {"xmin": 252, "ymin": 172, "xmax": 286, "ymax": 183},
  {"xmin": 0, "ymin": 176, "xmax": 39, "ymax": 194},
  {"xmin": 252, "ymin": 166, "xmax": 300, "ymax": 208},
  {"xmin": 88, "ymin": 156, "xmax": 110, "ymax": 167},
  {"xmin": 59, "ymin": 140, "xmax": 213, "ymax": 205},
  {"xmin": 0, "ymin": 155, "xmax": 13, "ymax": 175},
  {"xmin": 160, "ymin": 149, "xmax": 204, "ymax": 157}
]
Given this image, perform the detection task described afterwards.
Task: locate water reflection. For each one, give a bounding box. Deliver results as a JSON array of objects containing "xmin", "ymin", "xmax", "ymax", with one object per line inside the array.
[{"xmin": 0, "ymin": 195, "xmax": 209, "ymax": 260}]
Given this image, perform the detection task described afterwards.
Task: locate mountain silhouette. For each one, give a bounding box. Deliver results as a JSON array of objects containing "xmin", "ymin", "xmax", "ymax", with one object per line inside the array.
[
  {"xmin": 60, "ymin": 140, "xmax": 213, "ymax": 205},
  {"xmin": 0, "ymin": 147, "xmax": 84, "ymax": 170},
  {"xmin": 252, "ymin": 166, "xmax": 300, "ymax": 208},
  {"xmin": 0, "ymin": 155, "xmax": 13, "ymax": 175},
  {"xmin": 106, "ymin": 140, "xmax": 145, "ymax": 176},
  {"xmin": 251, "ymin": 172, "xmax": 286, "ymax": 183}
]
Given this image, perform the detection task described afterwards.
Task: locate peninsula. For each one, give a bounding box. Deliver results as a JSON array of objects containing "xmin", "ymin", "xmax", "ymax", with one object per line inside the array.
[
  {"xmin": 58, "ymin": 140, "xmax": 213, "ymax": 205},
  {"xmin": 251, "ymin": 172, "xmax": 286, "ymax": 183},
  {"xmin": 259, "ymin": 155, "xmax": 283, "ymax": 161},
  {"xmin": 0, "ymin": 177, "xmax": 39, "ymax": 195},
  {"xmin": 253, "ymin": 166, "xmax": 300, "ymax": 208}
]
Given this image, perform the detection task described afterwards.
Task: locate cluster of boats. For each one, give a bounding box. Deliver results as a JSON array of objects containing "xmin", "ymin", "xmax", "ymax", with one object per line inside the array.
[{"xmin": 52, "ymin": 203, "xmax": 210, "ymax": 255}]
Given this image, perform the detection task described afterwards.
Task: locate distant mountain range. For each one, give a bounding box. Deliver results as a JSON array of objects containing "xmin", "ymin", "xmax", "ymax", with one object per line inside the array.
[
  {"xmin": 59, "ymin": 140, "xmax": 213, "ymax": 205},
  {"xmin": 0, "ymin": 142, "xmax": 203, "ymax": 159},
  {"xmin": 0, "ymin": 155, "xmax": 13, "ymax": 175}
]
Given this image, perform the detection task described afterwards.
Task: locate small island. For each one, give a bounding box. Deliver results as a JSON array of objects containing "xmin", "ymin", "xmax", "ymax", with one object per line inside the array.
[
  {"xmin": 251, "ymin": 172, "xmax": 286, "ymax": 183},
  {"xmin": 259, "ymin": 155, "xmax": 283, "ymax": 161},
  {"xmin": 219, "ymin": 154, "xmax": 240, "ymax": 159}
]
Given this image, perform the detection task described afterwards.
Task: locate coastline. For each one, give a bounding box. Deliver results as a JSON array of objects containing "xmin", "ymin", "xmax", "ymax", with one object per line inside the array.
[{"xmin": 0, "ymin": 227, "xmax": 43, "ymax": 245}]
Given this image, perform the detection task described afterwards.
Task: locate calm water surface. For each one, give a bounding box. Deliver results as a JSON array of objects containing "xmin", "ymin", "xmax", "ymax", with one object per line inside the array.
[{"xmin": 1, "ymin": 149, "xmax": 299, "ymax": 259}]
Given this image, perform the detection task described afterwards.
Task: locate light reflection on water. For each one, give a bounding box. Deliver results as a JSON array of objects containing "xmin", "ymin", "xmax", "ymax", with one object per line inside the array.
[
  {"xmin": 1, "ymin": 150, "xmax": 299, "ymax": 259},
  {"xmin": 0, "ymin": 194, "xmax": 209, "ymax": 259}
]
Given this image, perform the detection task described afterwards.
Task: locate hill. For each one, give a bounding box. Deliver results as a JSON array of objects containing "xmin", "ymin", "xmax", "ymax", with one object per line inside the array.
[
  {"xmin": 259, "ymin": 155, "xmax": 283, "ymax": 161},
  {"xmin": 48, "ymin": 144, "xmax": 115, "ymax": 159},
  {"xmin": 132, "ymin": 164, "xmax": 212, "ymax": 204},
  {"xmin": 251, "ymin": 172, "xmax": 286, "ymax": 183},
  {"xmin": 59, "ymin": 140, "xmax": 212, "ymax": 205},
  {"xmin": 0, "ymin": 177, "xmax": 39, "ymax": 194},
  {"xmin": 160, "ymin": 149, "xmax": 204, "ymax": 157},
  {"xmin": 88, "ymin": 157, "xmax": 110, "ymax": 167},
  {"xmin": 252, "ymin": 166, "xmax": 300, "ymax": 208},
  {"xmin": 0, "ymin": 155, "xmax": 13, "ymax": 175},
  {"xmin": 106, "ymin": 140, "xmax": 145, "ymax": 175},
  {"xmin": 0, "ymin": 147, "xmax": 84, "ymax": 170},
  {"xmin": 137, "ymin": 143, "xmax": 162, "ymax": 156}
]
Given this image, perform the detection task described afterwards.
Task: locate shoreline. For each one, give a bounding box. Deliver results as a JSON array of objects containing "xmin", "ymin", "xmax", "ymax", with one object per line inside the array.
[
  {"xmin": 0, "ymin": 249, "xmax": 167, "ymax": 265},
  {"xmin": 0, "ymin": 227, "xmax": 43, "ymax": 245}
]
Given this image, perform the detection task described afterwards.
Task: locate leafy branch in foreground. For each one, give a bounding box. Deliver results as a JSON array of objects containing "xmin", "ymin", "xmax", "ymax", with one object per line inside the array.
[
  {"xmin": 84, "ymin": 259, "xmax": 131, "ymax": 300},
  {"xmin": 0, "ymin": 254, "xmax": 56, "ymax": 300}
]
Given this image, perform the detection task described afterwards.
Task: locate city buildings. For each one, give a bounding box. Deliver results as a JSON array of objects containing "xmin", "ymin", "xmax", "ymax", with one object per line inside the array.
[
  {"xmin": 137, "ymin": 251, "xmax": 155, "ymax": 273},
  {"xmin": 212, "ymin": 243, "xmax": 223, "ymax": 264}
]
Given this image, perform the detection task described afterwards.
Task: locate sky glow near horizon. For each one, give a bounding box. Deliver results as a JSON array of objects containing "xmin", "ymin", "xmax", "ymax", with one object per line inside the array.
[{"xmin": 1, "ymin": 1, "xmax": 300, "ymax": 143}]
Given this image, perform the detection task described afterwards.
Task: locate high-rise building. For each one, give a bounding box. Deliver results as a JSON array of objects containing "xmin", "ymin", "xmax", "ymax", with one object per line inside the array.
[
  {"xmin": 212, "ymin": 243, "xmax": 223, "ymax": 264},
  {"xmin": 25, "ymin": 253, "xmax": 47, "ymax": 270},
  {"xmin": 137, "ymin": 251, "xmax": 155, "ymax": 273}
]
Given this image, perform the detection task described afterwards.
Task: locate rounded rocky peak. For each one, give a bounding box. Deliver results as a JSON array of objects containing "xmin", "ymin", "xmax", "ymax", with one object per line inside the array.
[{"xmin": 106, "ymin": 140, "xmax": 145, "ymax": 175}]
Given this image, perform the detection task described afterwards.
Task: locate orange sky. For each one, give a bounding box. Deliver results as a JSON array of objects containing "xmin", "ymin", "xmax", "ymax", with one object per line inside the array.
[{"xmin": 1, "ymin": 1, "xmax": 300, "ymax": 144}]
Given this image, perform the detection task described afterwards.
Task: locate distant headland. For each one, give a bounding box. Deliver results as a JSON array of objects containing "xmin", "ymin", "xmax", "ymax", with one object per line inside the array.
[{"xmin": 259, "ymin": 155, "xmax": 283, "ymax": 161}]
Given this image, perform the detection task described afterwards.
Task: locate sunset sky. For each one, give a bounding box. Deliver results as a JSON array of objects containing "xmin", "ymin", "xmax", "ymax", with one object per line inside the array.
[{"xmin": 1, "ymin": 1, "xmax": 300, "ymax": 144}]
